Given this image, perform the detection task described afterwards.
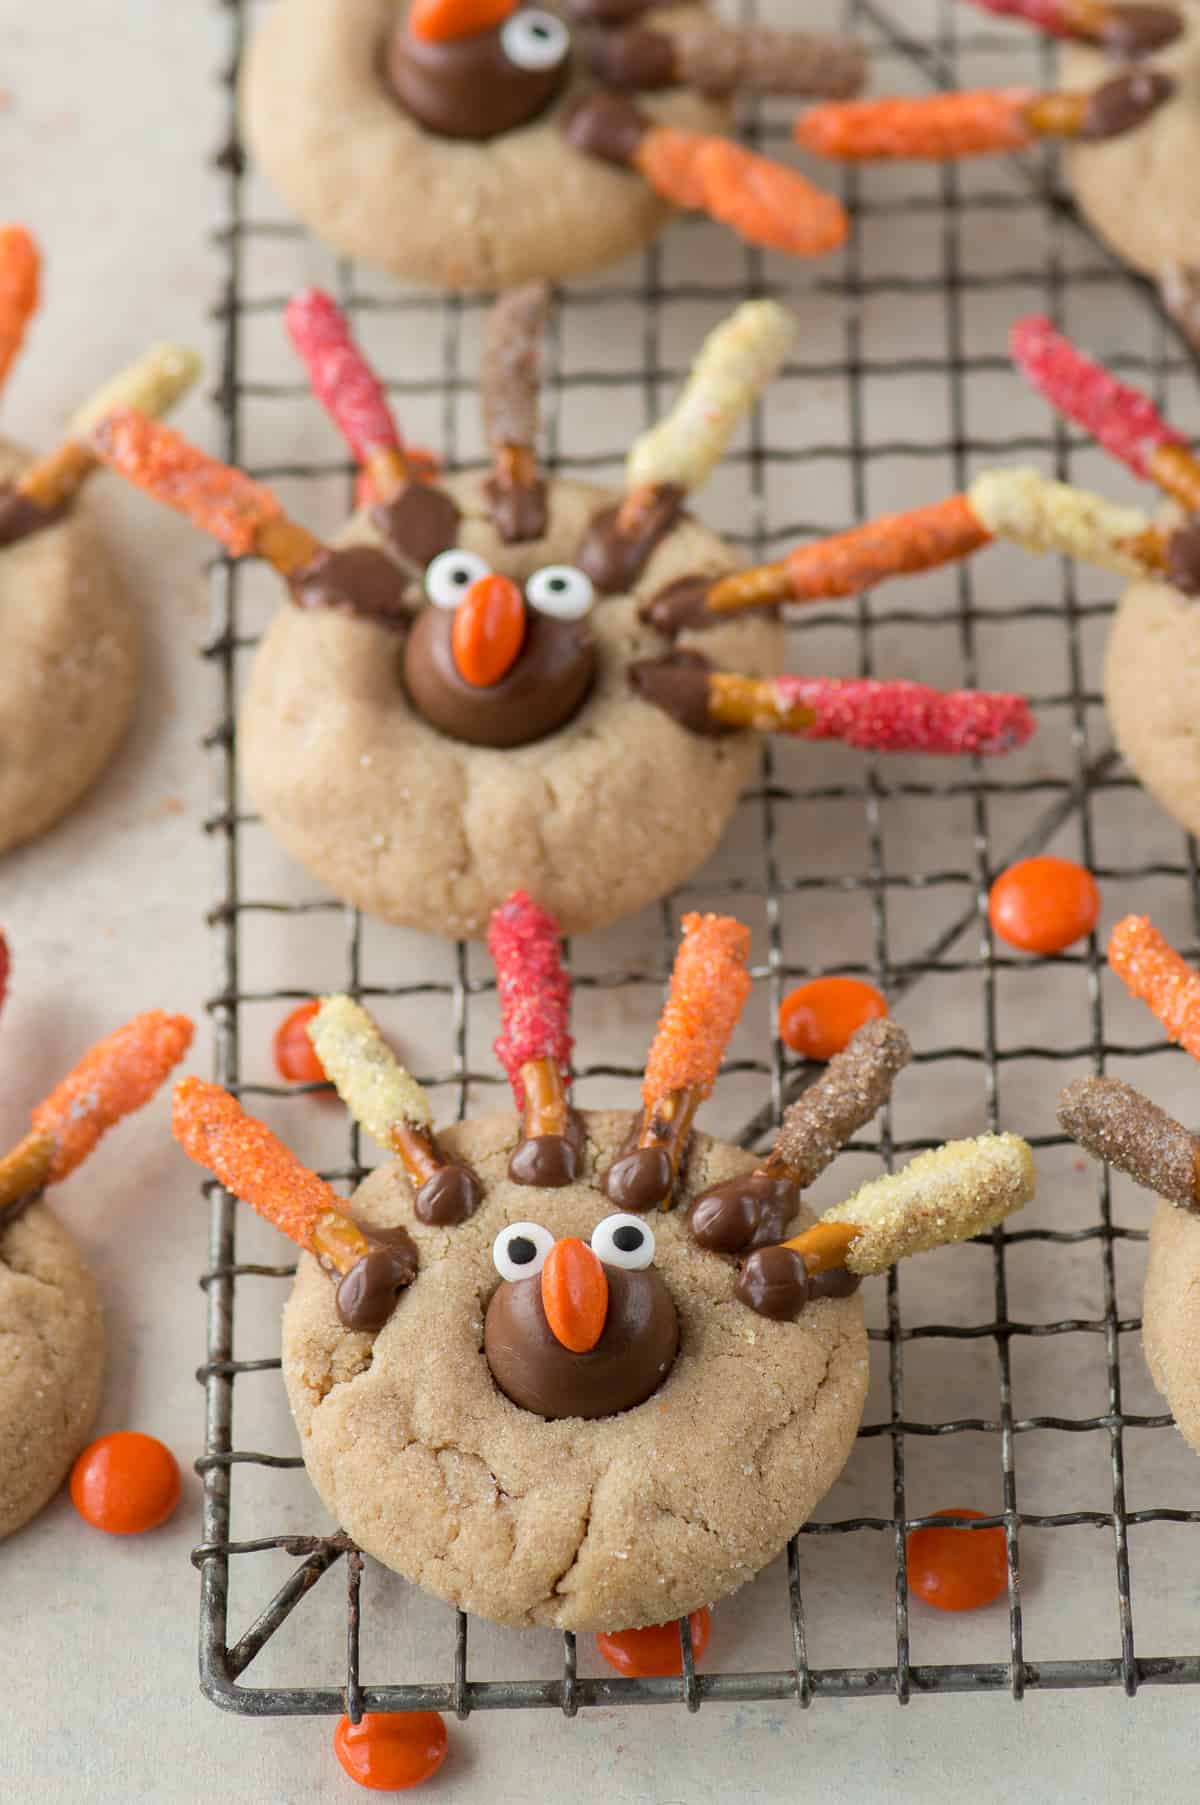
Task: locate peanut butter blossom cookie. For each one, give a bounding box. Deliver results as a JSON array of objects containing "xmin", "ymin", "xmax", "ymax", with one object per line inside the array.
[
  {"xmin": 174, "ymin": 904, "xmax": 1035, "ymax": 1631},
  {"xmin": 0, "ymin": 228, "xmax": 200, "ymax": 856},
  {"xmin": 0, "ymin": 946, "xmax": 192, "ymax": 1541},
  {"xmin": 91, "ymin": 291, "xmax": 1035, "ymax": 938},
  {"xmin": 1061, "ymin": 914, "xmax": 1200, "ymax": 1456},
  {"xmin": 240, "ymin": 0, "xmax": 863, "ymax": 290}
]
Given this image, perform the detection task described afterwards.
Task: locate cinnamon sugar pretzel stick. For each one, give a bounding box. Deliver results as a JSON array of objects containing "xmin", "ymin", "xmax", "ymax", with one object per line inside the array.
[
  {"xmin": 591, "ymin": 21, "xmax": 867, "ymax": 98},
  {"xmin": 481, "ymin": 284, "xmax": 549, "ymax": 544},
  {"xmin": 782, "ymin": 1133, "xmax": 1035, "ymax": 1274},
  {"xmin": 1059, "ymin": 1075, "xmax": 1200, "ymax": 1210},
  {"xmin": 308, "ymin": 997, "xmax": 482, "ymax": 1225},
  {"xmin": 761, "ymin": 1018, "xmax": 912, "ymax": 1189},
  {"xmin": 89, "ymin": 410, "xmax": 323, "ymax": 574},
  {"xmin": 15, "ymin": 344, "xmax": 202, "ymax": 518}
]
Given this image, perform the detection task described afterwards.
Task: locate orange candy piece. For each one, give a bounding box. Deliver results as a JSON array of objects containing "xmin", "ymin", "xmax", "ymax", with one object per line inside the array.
[
  {"xmin": 70, "ymin": 1432, "xmax": 181, "ymax": 1535},
  {"xmin": 907, "ymin": 1508, "xmax": 1008, "ymax": 1612},
  {"xmin": 408, "ymin": 0, "xmax": 514, "ymax": 44},
  {"xmin": 541, "ymin": 1237, "xmax": 608, "ymax": 1353},
  {"xmin": 273, "ymin": 1000, "xmax": 327, "ymax": 1085},
  {"xmin": 451, "ymin": 573, "xmax": 526, "ymax": 688},
  {"xmin": 778, "ymin": 977, "xmax": 887, "ymax": 1062},
  {"xmin": 597, "ymin": 1609, "xmax": 712, "ymax": 1678},
  {"xmin": 988, "ymin": 856, "xmax": 1100, "ymax": 954},
  {"xmin": 333, "ymin": 1712, "xmax": 449, "ymax": 1791},
  {"xmin": 0, "ymin": 224, "xmax": 39, "ymax": 394}
]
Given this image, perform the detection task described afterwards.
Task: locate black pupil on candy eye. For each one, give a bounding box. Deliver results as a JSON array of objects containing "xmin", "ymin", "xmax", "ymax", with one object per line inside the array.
[
  {"xmin": 612, "ymin": 1226, "xmax": 643, "ymax": 1253},
  {"xmin": 507, "ymin": 1235, "xmax": 538, "ymax": 1266},
  {"xmin": 547, "ymin": 577, "xmax": 567, "ymax": 592},
  {"xmin": 452, "ymin": 568, "xmax": 471, "ymax": 586}
]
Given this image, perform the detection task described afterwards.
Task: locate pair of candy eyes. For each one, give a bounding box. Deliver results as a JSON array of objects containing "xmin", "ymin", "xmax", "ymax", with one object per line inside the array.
[
  {"xmin": 493, "ymin": 1214, "xmax": 654, "ymax": 1281},
  {"xmin": 502, "ymin": 10, "xmax": 570, "ymax": 72},
  {"xmin": 426, "ymin": 549, "xmax": 595, "ymax": 622}
]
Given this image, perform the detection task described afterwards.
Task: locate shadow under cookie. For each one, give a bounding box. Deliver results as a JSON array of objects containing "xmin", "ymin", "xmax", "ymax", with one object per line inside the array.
[
  {"xmin": 240, "ymin": 474, "xmax": 783, "ymax": 938},
  {"xmin": 282, "ymin": 1109, "xmax": 868, "ymax": 1633},
  {"xmin": 0, "ymin": 438, "xmax": 138, "ymax": 858},
  {"xmin": 240, "ymin": 0, "xmax": 728, "ymax": 291}
]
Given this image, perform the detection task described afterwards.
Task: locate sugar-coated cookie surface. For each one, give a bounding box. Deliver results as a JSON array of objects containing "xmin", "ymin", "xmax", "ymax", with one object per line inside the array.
[
  {"xmin": 1104, "ymin": 568, "xmax": 1200, "ymax": 838},
  {"xmin": 0, "ymin": 438, "xmax": 137, "ymax": 857},
  {"xmin": 241, "ymin": 0, "xmax": 728, "ymax": 291},
  {"xmin": 0, "ymin": 1200, "xmax": 104, "ymax": 1540},
  {"xmin": 1063, "ymin": 2, "xmax": 1200, "ymax": 277},
  {"xmin": 282, "ymin": 1110, "xmax": 868, "ymax": 1632},
  {"xmin": 1143, "ymin": 1199, "xmax": 1200, "ymax": 1453},
  {"xmin": 241, "ymin": 474, "xmax": 784, "ymax": 938}
]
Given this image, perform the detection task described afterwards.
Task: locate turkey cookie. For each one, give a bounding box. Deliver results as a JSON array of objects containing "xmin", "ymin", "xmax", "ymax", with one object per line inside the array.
[
  {"xmin": 174, "ymin": 905, "xmax": 1036, "ymax": 1631},
  {"xmin": 0, "ymin": 957, "xmax": 192, "ymax": 1539},
  {"xmin": 91, "ymin": 291, "xmax": 1038, "ymax": 937},
  {"xmin": 0, "ymin": 227, "xmax": 201, "ymax": 857},
  {"xmin": 240, "ymin": 0, "xmax": 860, "ymax": 290},
  {"xmin": 1060, "ymin": 913, "xmax": 1200, "ymax": 1454}
]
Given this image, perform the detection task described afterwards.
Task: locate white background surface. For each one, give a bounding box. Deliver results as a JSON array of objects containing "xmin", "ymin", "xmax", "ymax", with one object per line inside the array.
[{"xmin": 2, "ymin": 2, "xmax": 1200, "ymax": 1800}]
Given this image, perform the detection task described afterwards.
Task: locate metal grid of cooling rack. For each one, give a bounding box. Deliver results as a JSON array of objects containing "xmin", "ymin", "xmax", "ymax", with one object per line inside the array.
[{"xmin": 196, "ymin": 0, "xmax": 1200, "ymax": 1719}]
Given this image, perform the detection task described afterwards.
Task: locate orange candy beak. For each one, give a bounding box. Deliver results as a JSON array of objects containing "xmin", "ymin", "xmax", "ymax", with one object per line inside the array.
[
  {"xmin": 451, "ymin": 572, "xmax": 527, "ymax": 688},
  {"xmin": 408, "ymin": 0, "xmax": 517, "ymax": 45},
  {"xmin": 541, "ymin": 1237, "xmax": 609, "ymax": 1353}
]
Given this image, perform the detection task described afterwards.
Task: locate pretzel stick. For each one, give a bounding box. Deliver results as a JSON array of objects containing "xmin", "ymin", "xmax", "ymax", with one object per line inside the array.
[
  {"xmin": 591, "ymin": 22, "xmax": 867, "ymax": 98},
  {"xmin": 1108, "ymin": 915, "xmax": 1200, "ymax": 1061},
  {"xmin": 488, "ymin": 892, "xmax": 572, "ymax": 1139},
  {"xmin": 172, "ymin": 1077, "xmax": 370, "ymax": 1274},
  {"xmin": 15, "ymin": 343, "xmax": 202, "ymax": 516},
  {"xmin": 782, "ymin": 1133, "xmax": 1035, "ymax": 1274},
  {"xmin": 632, "ymin": 914, "xmax": 753, "ymax": 1208},
  {"xmin": 481, "ymin": 284, "xmax": 549, "ymax": 543},
  {"xmin": 89, "ymin": 410, "xmax": 323, "ymax": 573},
  {"xmin": 796, "ymin": 73, "xmax": 1173, "ymax": 162},
  {"xmin": 285, "ymin": 288, "xmax": 410, "ymax": 501},
  {"xmin": 0, "ymin": 1011, "xmax": 194, "ymax": 1213},
  {"xmin": 0, "ymin": 226, "xmax": 39, "ymax": 396},
  {"xmin": 1059, "ymin": 1075, "xmax": 1200, "ymax": 1210},
  {"xmin": 962, "ymin": 0, "xmax": 1183, "ymax": 53},
  {"xmin": 761, "ymin": 1018, "xmax": 912, "ymax": 1189}
]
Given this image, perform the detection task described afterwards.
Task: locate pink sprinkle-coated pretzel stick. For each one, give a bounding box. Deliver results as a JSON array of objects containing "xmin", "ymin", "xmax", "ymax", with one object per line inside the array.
[{"xmin": 488, "ymin": 892, "xmax": 573, "ymax": 1137}]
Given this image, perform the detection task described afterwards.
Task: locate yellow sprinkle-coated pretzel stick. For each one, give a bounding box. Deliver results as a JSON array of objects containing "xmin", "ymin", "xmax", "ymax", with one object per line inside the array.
[
  {"xmin": 782, "ymin": 1133, "xmax": 1035, "ymax": 1274},
  {"xmin": 624, "ymin": 300, "xmax": 797, "ymax": 503},
  {"xmin": 309, "ymin": 995, "xmax": 458, "ymax": 1191},
  {"xmin": 17, "ymin": 344, "xmax": 202, "ymax": 517},
  {"xmin": 172, "ymin": 1077, "xmax": 372, "ymax": 1276},
  {"xmin": 967, "ymin": 468, "xmax": 1161, "ymax": 577}
]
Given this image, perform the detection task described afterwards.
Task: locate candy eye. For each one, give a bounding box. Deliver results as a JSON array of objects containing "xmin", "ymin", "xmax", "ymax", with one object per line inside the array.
[
  {"xmin": 426, "ymin": 548, "xmax": 491, "ymax": 610},
  {"xmin": 500, "ymin": 9, "xmax": 570, "ymax": 71},
  {"xmin": 590, "ymin": 1214, "xmax": 655, "ymax": 1271},
  {"xmin": 492, "ymin": 1221, "xmax": 555, "ymax": 1281},
  {"xmin": 526, "ymin": 565, "xmax": 594, "ymax": 621}
]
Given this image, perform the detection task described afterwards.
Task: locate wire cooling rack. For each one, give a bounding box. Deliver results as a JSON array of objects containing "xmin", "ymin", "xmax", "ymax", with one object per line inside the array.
[{"xmin": 196, "ymin": 0, "xmax": 1200, "ymax": 1720}]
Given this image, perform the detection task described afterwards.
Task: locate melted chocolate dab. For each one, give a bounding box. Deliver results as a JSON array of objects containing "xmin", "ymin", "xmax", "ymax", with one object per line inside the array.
[
  {"xmin": 639, "ymin": 574, "xmax": 721, "ymax": 637},
  {"xmin": 1166, "ymin": 521, "xmax": 1200, "ymax": 598},
  {"xmin": 1099, "ymin": 5, "xmax": 1184, "ymax": 56},
  {"xmin": 687, "ymin": 1173, "xmax": 801, "ymax": 1254},
  {"xmin": 576, "ymin": 486, "xmax": 685, "ymax": 594},
  {"xmin": 509, "ymin": 1112, "xmax": 585, "ymax": 1188},
  {"xmin": 628, "ymin": 650, "xmax": 727, "ymax": 738},
  {"xmin": 414, "ymin": 1164, "xmax": 482, "ymax": 1227},
  {"xmin": 371, "ymin": 482, "xmax": 461, "ymax": 571},
  {"xmin": 0, "ymin": 485, "xmax": 66, "ymax": 550},
  {"xmin": 289, "ymin": 545, "xmax": 411, "ymax": 626},
  {"xmin": 1080, "ymin": 69, "xmax": 1174, "ymax": 141},
  {"xmin": 334, "ymin": 1225, "xmax": 419, "ymax": 1332}
]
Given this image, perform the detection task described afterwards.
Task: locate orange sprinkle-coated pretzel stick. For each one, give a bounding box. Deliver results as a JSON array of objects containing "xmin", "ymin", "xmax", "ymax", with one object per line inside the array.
[
  {"xmin": 795, "ymin": 71, "xmax": 1172, "ymax": 162},
  {"xmin": 89, "ymin": 410, "xmax": 323, "ymax": 574},
  {"xmin": 706, "ymin": 495, "xmax": 993, "ymax": 613},
  {"xmin": 634, "ymin": 914, "xmax": 754, "ymax": 1209},
  {"xmin": 0, "ymin": 225, "xmax": 40, "ymax": 396},
  {"xmin": 1108, "ymin": 915, "xmax": 1200, "ymax": 1062},
  {"xmin": 14, "ymin": 343, "xmax": 203, "ymax": 518},
  {"xmin": 172, "ymin": 1078, "xmax": 371, "ymax": 1276},
  {"xmin": 31, "ymin": 1011, "xmax": 194, "ymax": 1183},
  {"xmin": 565, "ymin": 95, "xmax": 847, "ymax": 258}
]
